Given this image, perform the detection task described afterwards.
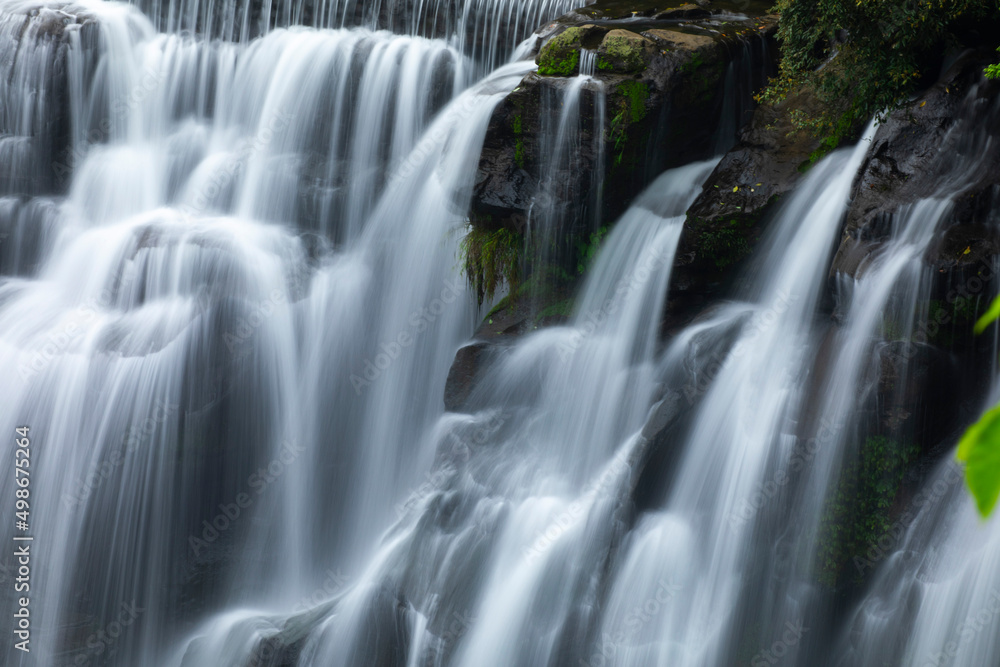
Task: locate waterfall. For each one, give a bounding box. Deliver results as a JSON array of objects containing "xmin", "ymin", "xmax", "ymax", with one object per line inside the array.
[
  {"xmin": 124, "ymin": 0, "xmax": 580, "ymax": 71},
  {"xmin": 826, "ymin": 83, "xmax": 1000, "ymax": 667},
  {"xmin": 0, "ymin": 0, "xmax": 528, "ymax": 663},
  {"xmin": 2, "ymin": 0, "xmax": 999, "ymax": 665}
]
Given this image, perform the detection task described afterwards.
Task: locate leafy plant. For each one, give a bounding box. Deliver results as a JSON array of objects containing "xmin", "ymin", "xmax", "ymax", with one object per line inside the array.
[
  {"xmin": 956, "ymin": 294, "xmax": 1000, "ymax": 516},
  {"xmin": 762, "ymin": 0, "xmax": 999, "ymax": 148},
  {"xmin": 460, "ymin": 226, "xmax": 522, "ymax": 306},
  {"xmin": 987, "ymin": 47, "xmax": 1000, "ymax": 80}
]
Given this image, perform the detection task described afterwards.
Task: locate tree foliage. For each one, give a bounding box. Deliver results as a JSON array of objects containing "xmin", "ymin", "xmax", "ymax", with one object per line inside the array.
[
  {"xmin": 764, "ymin": 0, "xmax": 999, "ymax": 146},
  {"xmin": 987, "ymin": 47, "xmax": 1000, "ymax": 79}
]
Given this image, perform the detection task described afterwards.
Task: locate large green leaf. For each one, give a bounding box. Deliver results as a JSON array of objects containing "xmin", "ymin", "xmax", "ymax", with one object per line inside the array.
[
  {"xmin": 957, "ymin": 404, "xmax": 1000, "ymax": 517},
  {"xmin": 973, "ymin": 294, "xmax": 1000, "ymax": 334}
]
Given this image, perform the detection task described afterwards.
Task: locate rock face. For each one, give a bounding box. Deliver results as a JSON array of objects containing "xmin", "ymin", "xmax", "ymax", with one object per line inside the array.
[
  {"xmin": 470, "ymin": 8, "xmax": 777, "ymax": 258},
  {"xmin": 833, "ymin": 51, "xmax": 1000, "ymax": 281},
  {"xmin": 669, "ymin": 87, "xmax": 828, "ymax": 321},
  {"xmin": 829, "ymin": 51, "xmax": 1000, "ymax": 376},
  {"xmin": 0, "ymin": 4, "xmax": 97, "ymax": 197},
  {"xmin": 444, "ymin": 342, "xmax": 510, "ymax": 411}
]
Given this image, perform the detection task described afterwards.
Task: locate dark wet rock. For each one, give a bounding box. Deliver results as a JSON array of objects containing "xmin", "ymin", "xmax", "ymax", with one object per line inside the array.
[
  {"xmin": 832, "ymin": 51, "xmax": 1000, "ymax": 279},
  {"xmin": 671, "ymin": 86, "xmax": 827, "ymax": 316},
  {"xmin": 571, "ymin": 0, "xmax": 774, "ymax": 22},
  {"xmin": 632, "ymin": 389, "xmax": 689, "ymax": 512},
  {"xmin": 872, "ymin": 341, "xmax": 962, "ymax": 454},
  {"xmin": 0, "ymin": 4, "xmax": 99, "ymax": 197},
  {"xmin": 654, "ymin": 4, "xmax": 712, "ymax": 20},
  {"xmin": 470, "ymin": 11, "xmax": 777, "ymax": 330},
  {"xmin": 816, "ymin": 52, "xmax": 1000, "ymax": 425},
  {"xmin": 444, "ymin": 341, "xmax": 504, "ymax": 411}
]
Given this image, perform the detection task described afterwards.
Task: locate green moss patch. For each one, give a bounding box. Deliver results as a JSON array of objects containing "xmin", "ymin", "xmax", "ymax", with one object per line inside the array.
[
  {"xmin": 695, "ymin": 225, "xmax": 750, "ymax": 269},
  {"xmin": 618, "ymin": 81, "xmax": 649, "ymax": 123},
  {"xmin": 598, "ymin": 29, "xmax": 649, "ymax": 73},
  {"xmin": 538, "ymin": 298, "xmax": 575, "ymax": 319},
  {"xmin": 817, "ymin": 436, "xmax": 920, "ymax": 589},
  {"xmin": 538, "ymin": 27, "xmax": 584, "ymax": 77}
]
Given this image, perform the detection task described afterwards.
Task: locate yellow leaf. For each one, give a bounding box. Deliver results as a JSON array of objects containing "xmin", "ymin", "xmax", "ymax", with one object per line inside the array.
[
  {"xmin": 963, "ymin": 246, "xmax": 971, "ymax": 255},
  {"xmin": 920, "ymin": 100, "xmax": 926, "ymax": 107},
  {"xmin": 733, "ymin": 186, "xmax": 738, "ymax": 192}
]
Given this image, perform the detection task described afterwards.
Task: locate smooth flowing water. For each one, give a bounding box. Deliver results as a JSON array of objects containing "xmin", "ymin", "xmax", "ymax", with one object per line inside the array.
[
  {"xmin": 2, "ymin": 0, "xmax": 999, "ymax": 666},
  {"xmin": 127, "ymin": 0, "xmax": 578, "ymax": 70}
]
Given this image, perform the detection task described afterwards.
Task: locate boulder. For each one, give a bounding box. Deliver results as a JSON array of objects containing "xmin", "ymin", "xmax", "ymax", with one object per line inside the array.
[{"xmin": 469, "ymin": 11, "xmax": 778, "ymax": 328}]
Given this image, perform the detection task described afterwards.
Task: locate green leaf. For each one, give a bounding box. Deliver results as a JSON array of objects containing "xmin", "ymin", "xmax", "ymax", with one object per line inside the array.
[
  {"xmin": 957, "ymin": 403, "xmax": 1000, "ymax": 517},
  {"xmin": 974, "ymin": 294, "xmax": 1000, "ymax": 334}
]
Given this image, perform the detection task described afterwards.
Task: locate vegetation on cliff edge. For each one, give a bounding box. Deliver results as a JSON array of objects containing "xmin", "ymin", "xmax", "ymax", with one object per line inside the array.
[
  {"xmin": 763, "ymin": 0, "xmax": 999, "ymax": 148},
  {"xmin": 460, "ymin": 226, "xmax": 522, "ymax": 306}
]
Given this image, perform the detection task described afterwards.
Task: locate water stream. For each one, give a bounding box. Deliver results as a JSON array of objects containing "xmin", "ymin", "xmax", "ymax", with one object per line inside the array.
[{"xmin": 1, "ymin": 1, "xmax": 998, "ymax": 666}]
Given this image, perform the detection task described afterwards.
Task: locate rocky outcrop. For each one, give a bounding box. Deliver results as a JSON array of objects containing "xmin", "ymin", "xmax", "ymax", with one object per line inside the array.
[
  {"xmin": 826, "ymin": 51, "xmax": 1000, "ymax": 379},
  {"xmin": 472, "ymin": 12, "xmax": 776, "ymax": 233},
  {"xmin": 668, "ymin": 86, "xmax": 830, "ymax": 322},
  {"xmin": 833, "ymin": 51, "xmax": 1000, "ymax": 279},
  {"xmin": 444, "ymin": 341, "xmax": 510, "ymax": 411},
  {"xmin": 0, "ymin": 4, "xmax": 97, "ymax": 197},
  {"xmin": 468, "ymin": 4, "xmax": 777, "ymax": 327}
]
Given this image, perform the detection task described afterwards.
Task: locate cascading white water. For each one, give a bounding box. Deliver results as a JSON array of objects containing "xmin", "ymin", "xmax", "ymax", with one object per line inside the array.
[
  {"xmin": 234, "ymin": 158, "xmax": 719, "ymax": 667},
  {"xmin": 522, "ymin": 69, "xmax": 605, "ymax": 308},
  {"xmin": 3, "ymin": 0, "xmax": 999, "ymax": 665},
  {"xmin": 0, "ymin": 0, "xmax": 532, "ymax": 663},
  {"xmin": 823, "ymin": 84, "xmax": 1000, "ymax": 667},
  {"xmin": 578, "ymin": 127, "xmax": 877, "ymax": 667},
  {"xmin": 125, "ymin": 0, "xmax": 579, "ymax": 71}
]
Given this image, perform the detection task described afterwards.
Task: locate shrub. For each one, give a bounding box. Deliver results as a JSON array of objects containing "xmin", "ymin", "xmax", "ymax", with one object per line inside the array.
[{"xmin": 763, "ymin": 0, "xmax": 999, "ymax": 147}]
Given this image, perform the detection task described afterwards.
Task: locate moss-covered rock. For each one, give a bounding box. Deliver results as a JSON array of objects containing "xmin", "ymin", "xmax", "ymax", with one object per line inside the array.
[
  {"xmin": 470, "ymin": 10, "xmax": 778, "ymax": 333},
  {"xmin": 597, "ymin": 29, "xmax": 654, "ymax": 73},
  {"xmin": 537, "ymin": 26, "xmax": 585, "ymax": 76},
  {"xmin": 471, "ymin": 264, "xmax": 578, "ymax": 338},
  {"xmin": 817, "ymin": 435, "xmax": 921, "ymax": 590}
]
